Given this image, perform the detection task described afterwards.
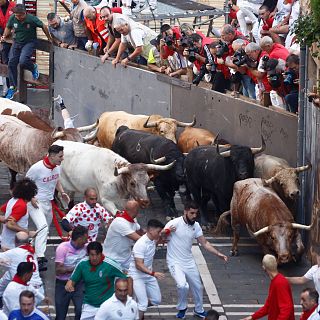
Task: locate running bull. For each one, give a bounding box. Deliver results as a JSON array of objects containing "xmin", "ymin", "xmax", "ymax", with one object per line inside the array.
[
  {"xmin": 112, "ymin": 126, "xmax": 185, "ymax": 217},
  {"xmin": 53, "ymin": 140, "xmax": 175, "ymax": 214},
  {"xmin": 216, "ymin": 178, "xmax": 313, "ymax": 264}
]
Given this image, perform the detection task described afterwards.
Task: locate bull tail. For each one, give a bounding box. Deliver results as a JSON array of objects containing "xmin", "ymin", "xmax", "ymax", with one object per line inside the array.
[{"xmin": 214, "ymin": 210, "xmax": 231, "ymax": 235}]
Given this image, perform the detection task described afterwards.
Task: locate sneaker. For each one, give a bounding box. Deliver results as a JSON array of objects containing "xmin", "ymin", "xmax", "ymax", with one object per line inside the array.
[
  {"xmin": 4, "ymin": 86, "xmax": 17, "ymax": 100},
  {"xmin": 140, "ymin": 6, "xmax": 156, "ymax": 14},
  {"xmin": 121, "ymin": 6, "xmax": 132, "ymax": 15},
  {"xmin": 32, "ymin": 63, "xmax": 39, "ymax": 80},
  {"xmin": 38, "ymin": 257, "xmax": 48, "ymax": 272},
  {"xmin": 176, "ymin": 309, "xmax": 187, "ymax": 319},
  {"xmin": 132, "ymin": 3, "xmax": 146, "ymax": 12},
  {"xmin": 193, "ymin": 309, "xmax": 207, "ymax": 318}
]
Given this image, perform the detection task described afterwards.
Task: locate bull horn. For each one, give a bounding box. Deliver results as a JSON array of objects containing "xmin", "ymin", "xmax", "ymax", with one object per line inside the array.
[
  {"xmin": 251, "ymin": 135, "xmax": 266, "ymax": 155},
  {"xmin": 147, "ymin": 186, "xmax": 156, "ymax": 191},
  {"xmin": 77, "ymin": 119, "xmax": 99, "ymax": 132},
  {"xmin": 295, "ymin": 164, "xmax": 312, "ymax": 173},
  {"xmin": 292, "ymin": 214, "xmax": 316, "ymax": 230},
  {"xmin": 217, "ymin": 144, "xmax": 231, "ymax": 158},
  {"xmin": 143, "ymin": 116, "xmax": 157, "ymax": 128},
  {"xmin": 263, "ymin": 176, "xmax": 277, "ymax": 186},
  {"xmin": 145, "ymin": 160, "xmax": 176, "ymax": 171},
  {"xmin": 183, "ymin": 153, "xmax": 188, "ymax": 156},
  {"xmin": 246, "ymin": 224, "xmax": 255, "ymax": 237},
  {"xmin": 51, "ymin": 128, "xmax": 65, "ymax": 139},
  {"xmin": 83, "ymin": 127, "xmax": 99, "ymax": 143},
  {"xmin": 211, "ymin": 133, "xmax": 220, "ymax": 145},
  {"xmin": 176, "ymin": 115, "xmax": 196, "ymax": 127},
  {"xmin": 114, "ymin": 166, "xmax": 130, "ymax": 176},
  {"xmin": 150, "ymin": 148, "xmax": 166, "ymax": 164},
  {"xmin": 253, "ymin": 226, "xmax": 269, "ymax": 237}
]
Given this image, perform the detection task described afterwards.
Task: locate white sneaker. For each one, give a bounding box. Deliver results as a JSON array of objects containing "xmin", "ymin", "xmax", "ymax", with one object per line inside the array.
[
  {"xmin": 140, "ymin": 5, "xmax": 156, "ymax": 14},
  {"xmin": 121, "ymin": 6, "xmax": 132, "ymax": 15},
  {"xmin": 132, "ymin": 3, "xmax": 146, "ymax": 12}
]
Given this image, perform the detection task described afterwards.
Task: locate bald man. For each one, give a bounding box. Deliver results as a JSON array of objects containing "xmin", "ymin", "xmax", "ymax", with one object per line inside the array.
[
  {"xmin": 103, "ymin": 200, "xmax": 144, "ymax": 271},
  {"xmin": 62, "ymin": 188, "xmax": 113, "ymax": 242},
  {"xmin": 0, "ymin": 232, "xmax": 43, "ymax": 300}
]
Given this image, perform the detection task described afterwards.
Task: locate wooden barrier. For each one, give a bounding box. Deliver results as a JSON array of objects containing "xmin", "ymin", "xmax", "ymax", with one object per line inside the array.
[{"xmin": 0, "ymin": 38, "xmax": 53, "ymax": 104}]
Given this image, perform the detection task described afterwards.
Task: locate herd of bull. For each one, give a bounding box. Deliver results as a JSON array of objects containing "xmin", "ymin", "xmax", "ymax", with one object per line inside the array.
[{"xmin": 0, "ymin": 98, "xmax": 313, "ymax": 264}]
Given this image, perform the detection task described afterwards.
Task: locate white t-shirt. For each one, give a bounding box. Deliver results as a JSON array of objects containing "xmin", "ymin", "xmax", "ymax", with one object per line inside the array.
[
  {"xmin": 65, "ymin": 201, "xmax": 113, "ymax": 242},
  {"xmin": 3, "ymin": 281, "xmax": 44, "ymax": 315},
  {"xmin": 26, "ymin": 160, "xmax": 61, "ymax": 201},
  {"xmin": 304, "ymin": 265, "xmax": 320, "ymax": 302},
  {"xmin": 0, "ymin": 246, "xmax": 42, "ymax": 286},
  {"xmin": 128, "ymin": 234, "xmax": 156, "ymax": 279},
  {"xmin": 309, "ymin": 304, "xmax": 320, "ymax": 320},
  {"xmin": 165, "ymin": 216, "xmax": 203, "ymax": 266},
  {"xmin": 94, "ymin": 293, "xmax": 139, "ymax": 320},
  {"xmin": 103, "ymin": 217, "xmax": 140, "ymax": 270}
]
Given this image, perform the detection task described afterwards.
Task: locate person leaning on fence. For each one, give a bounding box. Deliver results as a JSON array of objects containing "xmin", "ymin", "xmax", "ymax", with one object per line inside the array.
[
  {"xmin": 112, "ymin": 16, "xmax": 156, "ymax": 67},
  {"xmin": 1, "ymin": 4, "xmax": 52, "ymax": 100},
  {"xmin": 147, "ymin": 34, "xmax": 167, "ymax": 74}
]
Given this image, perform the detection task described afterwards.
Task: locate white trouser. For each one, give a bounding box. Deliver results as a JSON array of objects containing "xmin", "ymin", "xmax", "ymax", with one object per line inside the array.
[
  {"xmin": 168, "ymin": 262, "xmax": 204, "ymax": 313},
  {"xmin": 270, "ymin": 90, "xmax": 285, "ymax": 109},
  {"xmin": 80, "ymin": 304, "xmax": 99, "ymax": 320},
  {"xmin": 64, "ymin": 117, "xmax": 75, "ymax": 129},
  {"xmin": 28, "ymin": 200, "xmax": 52, "ymax": 258},
  {"xmin": 133, "ymin": 276, "xmax": 161, "ymax": 312},
  {"xmin": 0, "ymin": 272, "xmax": 10, "ymax": 296},
  {"xmin": 236, "ymin": 1, "xmax": 260, "ymax": 36}
]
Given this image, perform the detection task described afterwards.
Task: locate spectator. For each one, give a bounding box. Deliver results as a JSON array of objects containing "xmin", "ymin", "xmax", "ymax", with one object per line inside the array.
[
  {"xmin": 241, "ymin": 254, "xmax": 294, "ymax": 320},
  {"xmin": 55, "ymin": 225, "xmax": 88, "ymax": 320},
  {"xmin": 61, "ymin": 187, "xmax": 113, "ymax": 242},
  {"xmin": 285, "ymin": 0, "xmax": 299, "ymax": 51},
  {"xmin": 300, "ymin": 288, "xmax": 319, "ymax": 320},
  {"xmin": 65, "ymin": 241, "xmax": 131, "ymax": 320},
  {"xmin": 244, "ymin": 42, "xmax": 272, "ymax": 103},
  {"xmin": 179, "ymin": 23, "xmax": 195, "ymax": 36},
  {"xmin": 128, "ymin": 219, "xmax": 166, "ymax": 319},
  {"xmin": 205, "ymin": 309, "xmax": 220, "ymax": 320},
  {"xmin": 163, "ymin": 200, "xmax": 227, "ymax": 319},
  {"xmin": 287, "ymin": 242, "xmax": 320, "ymax": 298},
  {"xmin": 0, "ymin": 178, "xmax": 37, "ymax": 251},
  {"xmin": 26, "ymin": 144, "xmax": 70, "ymax": 271},
  {"xmin": 103, "ymin": 199, "xmax": 144, "ymax": 271},
  {"xmin": 147, "ymin": 34, "xmax": 167, "ymax": 73},
  {"xmin": 165, "ymin": 40, "xmax": 188, "ymax": 79},
  {"xmin": 112, "ymin": 16, "xmax": 156, "ymax": 66},
  {"xmin": 0, "ymin": 232, "xmax": 43, "ymax": 303},
  {"xmin": 159, "ymin": 23, "xmax": 181, "ymax": 60},
  {"xmin": 47, "ymin": 13, "xmax": 77, "ymax": 49},
  {"xmin": 94, "ymin": 279, "xmax": 139, "ymax": 320},
  {"xmin": 3, "ymin": 262, "xmax": 45, "ymax": 316},
  {"xmin": 8, "ymin": 290, "xmax": 49, "ymax": 320},
  {"xmin": 0, "ymin": 0, "xmax": 15, "ymax": 95},
  {"xmin": 260, "ymin": 36, "xmax": 289, "ymax": 60},
  {"xmin": 132, "ymin": 0, "xmax": 157, "ymax": 14},
  {"xmin": 83, "ymin": 6, "xmax": 108, "ymax": 54},
  {"xmin": 284, "ymin": 53, "xmax": 299, "ymax": 113},
  {"xmin": 253, "ymin": 4, "xmax": 273, "ymax": 44},
  {"xmin": 220, "ymin": 24, "xmax": 246, "ymax": 55},
  {"xmin": 99, "ymin": 6, "xmax": 125, "ymax": 63},
  {"xmin": 1, "ymin": 4, "xmax": 52, "ymax": 100},
  {"xmin": 70, "ymin": 0, "xmax": 88, "ymax": 50}
]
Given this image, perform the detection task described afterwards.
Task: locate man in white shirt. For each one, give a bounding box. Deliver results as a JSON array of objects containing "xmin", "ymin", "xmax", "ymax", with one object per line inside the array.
[
  {"xmin": 61, "ymin": 188, "xmax": 113, "ymax": 242},
  {"xmin": 95, "ymin": 278, "xmax": 138, "ymax": 320},
  {"xmin": 164, "ymin": 200, "xmax": 228, "ymax": 319},
  {"xmin": 3, "ymin": 262, "xmax": 44, "ymax": 316},
  {"xmin": 300, "ymin": 288, "xmax": 319, "ymax": 320},
  {"xmin": 0, "ymin": 232, "xmax": 43, "ymax": 300},
  {"xmin": 26, "ymin": 145, "xmax": 70, "ymax": 271},
  {"xmin": 129, "ymin": 219, "xmax": 169, "ymax": 320},
  {"xmin": 103, "ymin": 199, "xmax": 143, "ymax": 271}
]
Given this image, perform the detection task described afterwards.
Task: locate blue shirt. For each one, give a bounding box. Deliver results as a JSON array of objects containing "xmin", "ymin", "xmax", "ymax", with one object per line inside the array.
[{"xmin": 8, "ymin": 309, "xmax": 49, "ymax": 320}]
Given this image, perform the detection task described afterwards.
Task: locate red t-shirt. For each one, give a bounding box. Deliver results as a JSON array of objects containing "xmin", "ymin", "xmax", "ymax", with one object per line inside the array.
[
  {"xmin": 252, "ymin": 273, "xmax": 295, "ymax": 320},
  {"xmin": 269, "ymin": 43, "xmax": 289, "ymax": 61},
  {"xmin": 161, "ymin": 26, "xmax": 182, "ymax": 59},
  {"xmin": 257, "ymin": 50, "xmax": 272, "ymax": 92},
  {"xmin": 262, "ymin": 17, "xmax": 274, "ymax": 31},
  {"xmin": 0, "ymin": 198, "xmax": 27, "ymax": 222}
]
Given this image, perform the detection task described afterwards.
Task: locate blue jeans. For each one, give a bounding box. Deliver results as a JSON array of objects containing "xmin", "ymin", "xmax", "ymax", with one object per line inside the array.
[
  {"xmin": 242, "ymin": 74, "xmax": 256, "ymax": 99},
  {"xmin": 8, "ymin": 40, "xmax": 36, "ymax": 87},
  {"xmin": 76, "ymin": 36, "xmax": 88, "ymax": 51}
]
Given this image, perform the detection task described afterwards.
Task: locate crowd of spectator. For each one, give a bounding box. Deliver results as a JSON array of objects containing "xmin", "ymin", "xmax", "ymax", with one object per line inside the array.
[{"xmin": 0, "ymin": 0, "xmax": 303, "ymax": 106}]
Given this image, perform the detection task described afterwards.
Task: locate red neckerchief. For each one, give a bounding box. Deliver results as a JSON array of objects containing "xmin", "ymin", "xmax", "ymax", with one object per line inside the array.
[
  {"xmin": 19, "ymin": 244, "xmax": 35, "ymax": 254},
  {"xmin": 300, "ymin": 305, "xmax": 318, "ymax": 320},
  {"xmin": 115, "ymin": 210, "xmax": 135, "ymax": 223},
  {"xmin": 12, "ymin": 275, "xmax": 27, "ymax": 285},
  {"xmin": 43, "ymin": 155, "xmax": 56, "ymax": 170},
  {"xmin": 90, "ymin": 254, "xmax": 105, "ymax": 272}
]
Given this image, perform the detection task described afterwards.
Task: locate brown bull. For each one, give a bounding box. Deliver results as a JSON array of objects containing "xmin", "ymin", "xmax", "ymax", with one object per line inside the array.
[
  {"xmin": 216, "ymin": 178, "xmax": 312, "ymax": 264},
  {"xmin": 177, "ymin": 127, "xmax": 230, "ymax": 153},
  {"xmin": 96, "ymin": 111, "xmax": 196, "ymax": 148},
  {"xmin": 0, "ymin": 115, "xmax": 98, "ymax": 187}
]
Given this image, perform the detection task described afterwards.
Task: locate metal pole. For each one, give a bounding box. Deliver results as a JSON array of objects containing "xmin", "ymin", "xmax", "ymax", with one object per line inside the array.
[
  {"xmin": 54, "ymin": 0, "xmax": 58, "ymax": 14},
  {"xmin": 297, "ymin": 44, "xmax": 307, "ymax": 225}
]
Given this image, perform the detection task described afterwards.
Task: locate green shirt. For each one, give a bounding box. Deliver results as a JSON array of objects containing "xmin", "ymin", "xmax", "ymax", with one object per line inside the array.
[
  {"xmin": 70, "ymin": 257, "xmax": 127, "ymax": 307},
  {"xmin": 7, "ymin": 14, "xmax": 43, "ymax": 44}
]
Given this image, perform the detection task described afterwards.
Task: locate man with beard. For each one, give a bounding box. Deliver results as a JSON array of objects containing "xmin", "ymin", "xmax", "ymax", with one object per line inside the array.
[{"xmin": 163, "ymin": 200, "xmax": 228, "ymax": 319}]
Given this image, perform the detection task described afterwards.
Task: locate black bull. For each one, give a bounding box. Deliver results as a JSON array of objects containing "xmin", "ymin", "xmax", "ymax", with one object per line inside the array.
[
  {"xmin": 184, "ymin": 138, "xmax": 265, "ymax": 225},
  {"xmin": 112, "ymin": 126, "xmax": 185, "ymax": 216}
]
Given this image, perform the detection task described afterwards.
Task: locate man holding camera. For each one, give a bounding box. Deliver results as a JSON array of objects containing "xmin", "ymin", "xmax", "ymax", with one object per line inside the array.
[
  {"xmin": 159, "ymin": 24, "xmax": 181, "ymax": 60},
  {"xmin": 284, "ymin": 54, "xmax": 299, "ymax": 113}
]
